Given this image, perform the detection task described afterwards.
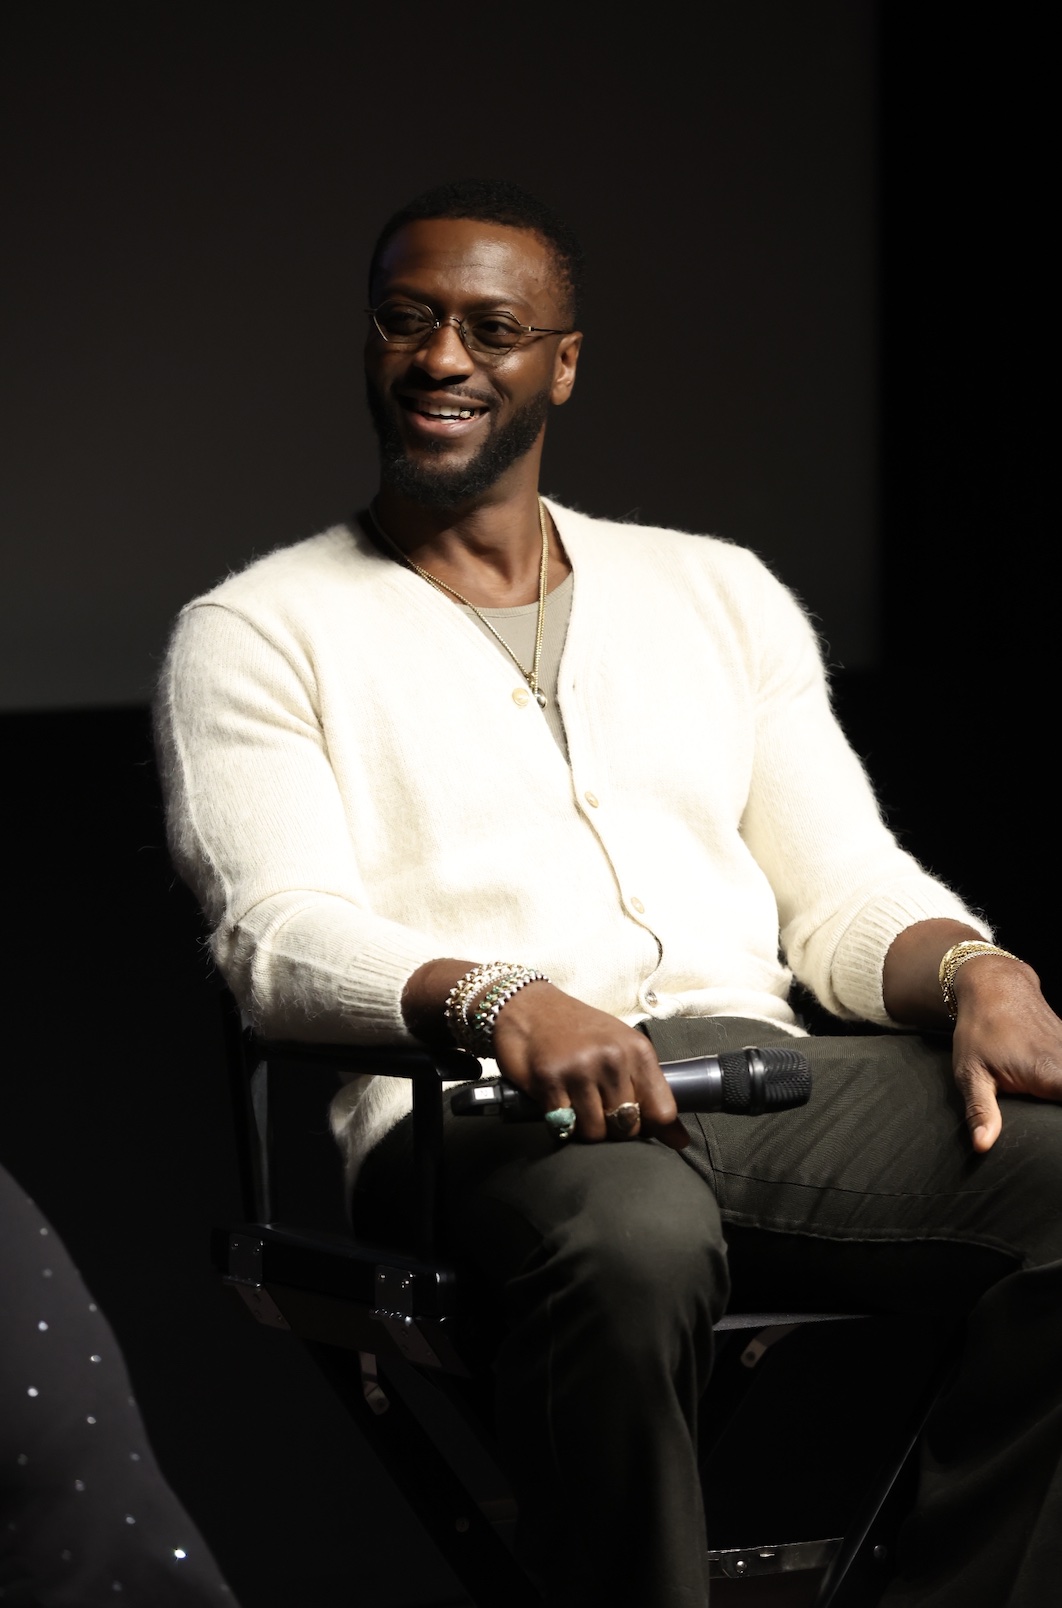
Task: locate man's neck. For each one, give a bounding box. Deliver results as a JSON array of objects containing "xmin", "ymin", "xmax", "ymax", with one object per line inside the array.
[{"xmin": 372, "ymin": 477, "xmax": 569, "ymax": 607}]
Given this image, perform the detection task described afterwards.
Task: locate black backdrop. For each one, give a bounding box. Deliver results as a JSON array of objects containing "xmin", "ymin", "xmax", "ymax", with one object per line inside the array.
[
  {"xmin": 1, "ymin": 6, "xmax": 1050, "ymax": 1607},
  {"xmin": 2, "ymin": 0, "xmax": 880, "ymax": 703}
]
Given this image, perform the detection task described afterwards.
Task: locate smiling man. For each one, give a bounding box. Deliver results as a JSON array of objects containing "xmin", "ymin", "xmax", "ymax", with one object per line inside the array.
[
  {"xmin": 157, "ymin": 181, "xmax": 1062, "ymax": 1608},
  {"xmin": 364, "ymin": 213, "xmax": 577, "ymax": 511}
]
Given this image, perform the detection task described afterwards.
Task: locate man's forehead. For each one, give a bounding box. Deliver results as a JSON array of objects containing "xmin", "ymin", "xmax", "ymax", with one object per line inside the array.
[{"xmin": 373, "ymin": 217, "xmax": 558, "ymax": 308}]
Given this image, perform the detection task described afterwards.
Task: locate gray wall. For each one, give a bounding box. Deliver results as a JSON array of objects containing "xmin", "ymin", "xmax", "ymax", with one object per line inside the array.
[{"xmin": 2, "ymin": 1, "xmax": 878, "ymax": 710}]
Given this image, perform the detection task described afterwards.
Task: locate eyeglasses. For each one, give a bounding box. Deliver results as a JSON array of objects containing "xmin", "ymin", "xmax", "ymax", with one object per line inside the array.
[{"xmin": 367, "ymin": 298, "xmax": 572, "ymax": 361}]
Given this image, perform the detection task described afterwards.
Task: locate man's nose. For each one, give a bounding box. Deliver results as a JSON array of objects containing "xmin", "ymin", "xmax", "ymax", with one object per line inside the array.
[{"xmin": 412, "ymin": 318, "xmax": 475, "ymax": 379}]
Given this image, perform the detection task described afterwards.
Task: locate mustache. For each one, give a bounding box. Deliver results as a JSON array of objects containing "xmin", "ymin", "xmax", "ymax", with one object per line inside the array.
[
  {"xmin": 364, "ymin": 378, "xmax": 550, "ymax": 511},
  {"xmin": 398, "ymin": 385, "xmax": 496, "ymax": 411}
]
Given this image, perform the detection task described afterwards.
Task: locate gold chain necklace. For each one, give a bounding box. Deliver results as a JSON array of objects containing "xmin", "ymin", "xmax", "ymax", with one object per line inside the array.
[{"xmin": 367, "ymin": 499, "xmax": 551, "ymax": 708}]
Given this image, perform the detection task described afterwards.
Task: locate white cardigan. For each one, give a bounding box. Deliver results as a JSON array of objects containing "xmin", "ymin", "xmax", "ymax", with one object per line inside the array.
[{"xmin": 156, "ymin": 501, "xmax": 985, "ymax": 1170}]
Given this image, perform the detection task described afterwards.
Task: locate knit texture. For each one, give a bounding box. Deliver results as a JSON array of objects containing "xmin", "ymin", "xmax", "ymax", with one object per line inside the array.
[{"xmin": 155, "ymin": 502, "xmax": 987, "ymax": 1172}]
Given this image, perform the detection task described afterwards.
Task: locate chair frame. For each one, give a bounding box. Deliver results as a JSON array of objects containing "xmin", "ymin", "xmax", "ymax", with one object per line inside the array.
[{"xmin": 215, "ymin": 996, "xmax": 953, "ymax": 1607}]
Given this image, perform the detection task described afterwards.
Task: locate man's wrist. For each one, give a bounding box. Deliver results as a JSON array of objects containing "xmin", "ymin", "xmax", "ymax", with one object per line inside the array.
[
  {"xmin": 950, "ymin": 950, "xmax": 1040, "ymax": 1017},
  {"xmin": 939, "ymin": 941, "xmax": 1022, "ymax": 1019},
  {"xmin": 444, "ymin": 961, "xmax": 551, "ymax": 1055},
  {"xmin": 401, "ymin": 958, "xmax": 475, "ymax": 1048},
  {"xmin": 882, "ymin": 918, "xmax": 988, "ymax": 1027}
]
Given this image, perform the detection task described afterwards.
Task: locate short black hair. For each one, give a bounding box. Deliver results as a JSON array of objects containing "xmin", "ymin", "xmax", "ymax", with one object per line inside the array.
[{"xmin": 368, "ymin": 178, "xmax": 584, "ymax": 326}]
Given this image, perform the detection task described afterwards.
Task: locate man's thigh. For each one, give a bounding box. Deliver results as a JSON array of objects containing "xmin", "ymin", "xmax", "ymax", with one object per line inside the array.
[
  {"xmin": 647, "ymin": 1016, "xmax": 1062, "ymax": 1314},
  {"xmin": 354, "ymin": 1096, "xmax": 730, "ymax": 1306}
]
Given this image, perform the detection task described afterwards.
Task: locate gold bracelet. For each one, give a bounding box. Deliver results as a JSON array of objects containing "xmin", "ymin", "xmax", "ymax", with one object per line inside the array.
[{"xmin": 938, "ymin": 940, "xmax": 1021, "ymax": 1020}]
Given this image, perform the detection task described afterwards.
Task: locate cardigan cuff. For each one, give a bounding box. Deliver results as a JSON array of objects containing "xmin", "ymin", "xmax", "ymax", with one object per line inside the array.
[
  {"xmin": 830, "ymin": 884, "xmax": 992, "ymax": 1025},
  {"xmin": 334, "ymin": 929, "xmax": 448, "ymax": 1043}
]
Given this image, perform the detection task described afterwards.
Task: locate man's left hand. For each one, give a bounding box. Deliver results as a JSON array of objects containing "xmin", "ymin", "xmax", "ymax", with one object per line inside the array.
[{"xmin": 951, "ymin": 955, "xmax": 1062, "ymax": 1151}]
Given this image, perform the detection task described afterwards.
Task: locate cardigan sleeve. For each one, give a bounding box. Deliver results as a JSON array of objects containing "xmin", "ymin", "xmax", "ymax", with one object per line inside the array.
[
  {"xmin": 733, "ymin": 555, "xmax": 990, "ymax": 1023},
  {"xmin": 154, "ymin": 601, "xmax": 441, "ymax": 1043}
]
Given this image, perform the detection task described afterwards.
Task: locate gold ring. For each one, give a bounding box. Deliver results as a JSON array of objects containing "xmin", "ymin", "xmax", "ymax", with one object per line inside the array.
[{"xmin": 604, "ymin": 1101, "xmax": 641, "ymax": 1140}]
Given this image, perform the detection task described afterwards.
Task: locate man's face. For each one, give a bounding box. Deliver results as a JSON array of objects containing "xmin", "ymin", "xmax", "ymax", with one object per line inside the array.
[{"xmin": 365, "ymin": 217, "xmax": 581, "ymax": 509}]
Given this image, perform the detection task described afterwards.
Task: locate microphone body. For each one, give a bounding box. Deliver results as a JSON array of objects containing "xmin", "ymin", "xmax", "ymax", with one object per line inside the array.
[{"xmin": 450, "ymin": 1044, "xmax": 811, "ymax": 1121}]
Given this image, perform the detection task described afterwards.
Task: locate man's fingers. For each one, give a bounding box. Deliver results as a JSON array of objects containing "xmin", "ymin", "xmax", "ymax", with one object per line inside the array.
[
  {"xmin": 956, "ymin": 1058, "xmax": 1003, "ymax": 1152},
  {"xmin": 631, "ymin": 1042, "xmax": 678, "ymax": 1127},
  {"xmin": 630, "ymin": 1050, "xmax": 688, "ymax": 1148},
  {"xmin": 570, "ymin": 1084, "xmax": 607, "ymax": 1143},
  {"xmin": 495, "ymin": 998, "xmax": 683, "ymax": 1145}
]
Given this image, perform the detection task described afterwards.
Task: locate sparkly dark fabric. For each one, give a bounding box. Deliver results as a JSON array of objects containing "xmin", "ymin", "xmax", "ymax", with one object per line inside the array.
[{"xmin": 0, "ymin": 1164, "xmax": 238, "ymax": 1606}]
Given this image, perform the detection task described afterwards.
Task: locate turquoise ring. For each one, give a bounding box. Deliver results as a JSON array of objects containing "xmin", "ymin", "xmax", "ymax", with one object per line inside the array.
[{"xmin": 544, "ymin": 1106, "xmax": 577, "ymax": 1141}]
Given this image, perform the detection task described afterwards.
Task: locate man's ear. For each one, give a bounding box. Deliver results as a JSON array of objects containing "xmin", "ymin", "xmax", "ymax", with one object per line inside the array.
[{"xmin": 551, "ymin": 331, "xmax": 583, "ymax": 407}]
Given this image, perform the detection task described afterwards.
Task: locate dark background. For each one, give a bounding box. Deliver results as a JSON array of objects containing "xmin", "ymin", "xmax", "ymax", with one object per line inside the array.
[
  {"xmin": 3, "ymin": 0, "xmax": 879, "ymax": 703},
  {"xmin": 1, "ymin": 5, "xmax": 1050, "ymax": 1607}
]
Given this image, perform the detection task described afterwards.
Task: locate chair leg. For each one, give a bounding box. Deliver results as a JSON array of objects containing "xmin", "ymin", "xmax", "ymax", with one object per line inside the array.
[
  {"xmin": 304, "ymin": 1340, "xmax": 541, "ymax": 1608},
  {"xmin": 812, "ymin": 1435, "xmax": 919, "ymax": 1607},
  {"xmin": 814, "ymin": 1333, "xmax": 960, "ymax": 1608}
]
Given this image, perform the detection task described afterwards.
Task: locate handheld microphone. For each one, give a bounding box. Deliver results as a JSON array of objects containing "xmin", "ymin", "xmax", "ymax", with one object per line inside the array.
[{"xmin": 449, "ymin": 1044, "xmax": 811, "ymax": 1121}]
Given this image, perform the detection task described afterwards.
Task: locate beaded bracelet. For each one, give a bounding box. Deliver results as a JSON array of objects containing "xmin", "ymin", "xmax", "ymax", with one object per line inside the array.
[
  {"xmin": 938, "ymin": 940, "xmax": 1021, "ymax": 1019},
  {"xmin": 469, "ymin": 969, "xmax": 549, "ymax": 1056},
  {"xmin": 443, "ymin": 961, "xmax": 550, "ymax": 1054},
  {"xmin": 444, "ymin": 962, "xmax": 517, "ymax": 1043}
]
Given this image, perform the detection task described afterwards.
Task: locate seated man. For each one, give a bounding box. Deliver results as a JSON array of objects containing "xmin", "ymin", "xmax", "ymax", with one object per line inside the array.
[{"xmin": 155, "ymin": 179, "xmax": 1062, "ymax": 1608}]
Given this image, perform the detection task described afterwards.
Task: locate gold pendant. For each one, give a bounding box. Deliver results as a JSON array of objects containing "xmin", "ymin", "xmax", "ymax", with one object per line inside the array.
[{"xmin": 534, "ymin": 689, "xmax": 548, "ymax": 708}]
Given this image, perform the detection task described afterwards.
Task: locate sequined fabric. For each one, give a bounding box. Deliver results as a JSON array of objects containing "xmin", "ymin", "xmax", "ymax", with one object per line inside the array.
[{"xmin": 1, "ymin": 1163, "xmax": 238, "ymax": 1606}]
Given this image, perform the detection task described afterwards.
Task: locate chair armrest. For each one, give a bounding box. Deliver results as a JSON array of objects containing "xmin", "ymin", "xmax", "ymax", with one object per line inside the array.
[
  {"xmin": 233, "ymin": 1027, "xmax": 482, "ymax": 1258},
  {"xmin": 247, "ymin": 1036, "xmax": 482, "ymax": 1083}
]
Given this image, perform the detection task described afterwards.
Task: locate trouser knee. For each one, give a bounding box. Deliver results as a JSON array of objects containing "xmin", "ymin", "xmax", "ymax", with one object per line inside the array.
[{"xmin": 530, "ymin": 1156, "xmax": 729, "ymax": 1370}]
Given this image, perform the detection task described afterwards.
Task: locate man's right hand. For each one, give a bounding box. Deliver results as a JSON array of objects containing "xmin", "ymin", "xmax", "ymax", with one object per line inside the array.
[{"xmin": 402, "ymin": 959, "xmax": 688, "ymax": 1149}]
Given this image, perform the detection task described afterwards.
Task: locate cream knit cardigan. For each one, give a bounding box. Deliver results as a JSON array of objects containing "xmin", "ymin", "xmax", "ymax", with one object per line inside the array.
[{"xmin": 156, "ymin": 500, "xmax": 984, "ymax": 1171}]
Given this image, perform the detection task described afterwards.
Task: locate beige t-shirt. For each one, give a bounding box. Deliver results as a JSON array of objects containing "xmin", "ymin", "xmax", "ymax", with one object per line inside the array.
[{"xmin": 463, "ymin": 571, "xmax": 574, "ymax": 757}]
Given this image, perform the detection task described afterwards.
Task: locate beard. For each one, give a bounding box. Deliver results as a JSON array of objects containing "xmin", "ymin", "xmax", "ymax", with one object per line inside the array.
[{"xmin": 365, "ymin": 381, "xmax": 550, "ymax": 511}]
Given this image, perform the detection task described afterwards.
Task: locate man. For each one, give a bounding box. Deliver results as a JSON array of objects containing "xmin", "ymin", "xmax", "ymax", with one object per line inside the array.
[{"xmin": 156, "ymin": 180, "xmax": 1062, "ymax": 1608}]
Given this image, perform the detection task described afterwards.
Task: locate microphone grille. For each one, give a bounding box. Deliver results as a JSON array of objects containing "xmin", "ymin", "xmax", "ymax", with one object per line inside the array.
[
  {"xmin": 719, "ymin": 1049, "xmax": 753, "ymax": 1112},
  {"xmin": 718, "ymin": 1046, "xmax": 812, "ymax": 1113},
  {"xmin": 758, "ymin": 1046, "xmax": 812, "ymax": 1110}
]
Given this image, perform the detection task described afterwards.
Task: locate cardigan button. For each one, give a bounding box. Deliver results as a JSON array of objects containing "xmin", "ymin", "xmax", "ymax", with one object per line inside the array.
[
  {"xmin": 630, "ymin": 896, "xmax": 645, "ymax": 915},
  {"xmin": 584, "ymin": 791, "xmax": 599, "ymax": 808},
  {"xmin": 512, "ymin": 687, "xmax": 530, "ymax": 707},
  {"xmin": 644, "ymin": 989, "xmax": 659, "ymax": 1007}
]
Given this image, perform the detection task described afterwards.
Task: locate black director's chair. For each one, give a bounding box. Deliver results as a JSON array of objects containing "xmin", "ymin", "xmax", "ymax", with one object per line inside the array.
[{"xmin": 213, "ymin": 994, "xmax": 956, "ymax": 1607}]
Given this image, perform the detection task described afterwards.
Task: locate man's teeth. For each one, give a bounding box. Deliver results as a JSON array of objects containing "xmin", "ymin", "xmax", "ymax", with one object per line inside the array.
[{"xmin": 423, "ymin": 407, "xmax": 477, "ymax": 419}]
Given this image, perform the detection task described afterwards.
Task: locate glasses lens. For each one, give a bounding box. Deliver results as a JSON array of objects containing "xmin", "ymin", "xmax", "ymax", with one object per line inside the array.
[
  {"xmin": 374, "ymin": 301, "xmax": 434, "ymax": 343},
  {"xmin": 464, "ymin": 314, "xmax": 525, "ymax": 355}
]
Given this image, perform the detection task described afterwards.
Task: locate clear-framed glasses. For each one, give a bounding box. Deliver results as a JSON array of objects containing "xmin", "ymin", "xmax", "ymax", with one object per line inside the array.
[{"xmin": 367, "ymin": 298, "xmax": 572, "ymax": 361}]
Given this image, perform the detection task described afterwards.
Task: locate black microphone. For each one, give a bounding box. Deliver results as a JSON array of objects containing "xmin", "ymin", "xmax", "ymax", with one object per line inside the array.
[{"xmin": 449, "ymin": 1044, "xmax": 811, "ymax": 1121}]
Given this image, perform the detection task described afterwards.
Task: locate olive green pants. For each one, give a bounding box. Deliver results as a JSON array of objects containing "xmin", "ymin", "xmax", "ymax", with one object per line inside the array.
[{"xmin": 353, "ymin": 1020, "xmax": 1062, "ymax": 1608}]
